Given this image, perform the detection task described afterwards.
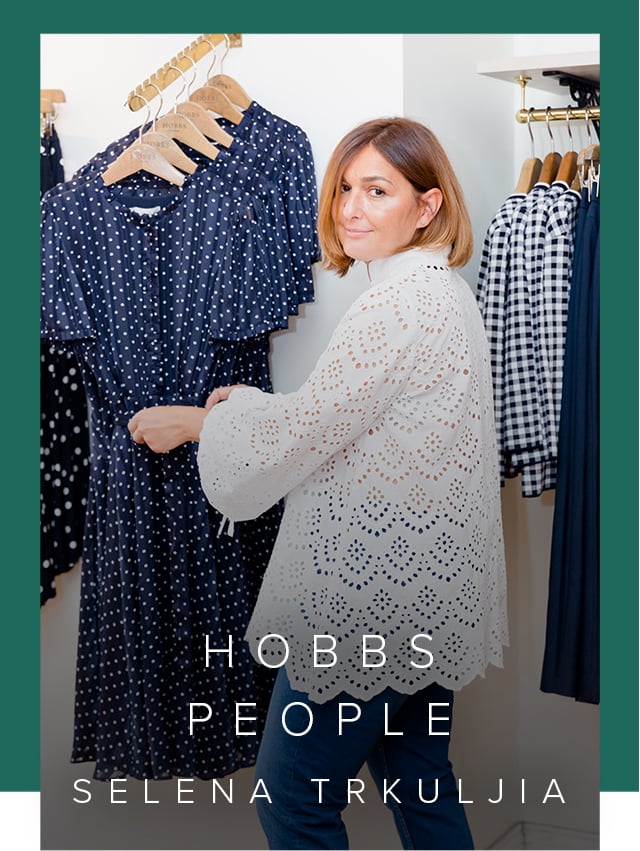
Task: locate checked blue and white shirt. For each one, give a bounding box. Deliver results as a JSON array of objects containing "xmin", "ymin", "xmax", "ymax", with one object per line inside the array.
[{"xmin": 477, "ymin": 181, "xmax": 580, "ymax": 496}]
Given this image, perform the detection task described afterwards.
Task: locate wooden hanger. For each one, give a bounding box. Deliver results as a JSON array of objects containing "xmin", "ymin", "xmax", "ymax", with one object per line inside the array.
[
  {"xmin": 578, "ymin": 143, "xmax": 600, "ymax": 173},
  {"xmin": 130, "ymin": 72, "xmax": 219, "ymax": 160},
  {"xmin": 101, "ymin": 88, "xmax": 188, "ymax": 186},
  {"xmin": 139, "ymin": 130, "xmax": 197, "ymax": 174},
  {"xmin": 515, "ymin": 110, "xmax": 542, "ymax": 193},
  {"xmin": 101, "ymin": 142, "xmax": 186, "ymax": 186},
  {"xmin": 207, "ymin": 74, "xmax": 252, "ymax": 110},
  {"xmin": 538, "ymin": 108, "xmax": 560, "ymax": 183},
  {"xmin": 539, "ymin": 151, "xmax": 561, "ymax": 184},
  {"xmin": 201, "ymin": 35, "xmax": 252, "ymax": 111},
  {"xmin": 165, "ymin": 58, "xmax": 233, "ymax": 148},
  {"xmin": 189, "ymin": 85, "xmax": 244, "ymax": 124},
  {"xmin": 175, "ymin": 101, "xmax": 233, "ymax": 147},
  {"xmin": 570, "ymin": 109, "xmax": 600, "ymax": 191},
  {"xmin": 154, "ymin": 110, "xmax": 220, "ymax": 159},
  {"xmin": 555, "ymin": 108, "xmax": 579, "ymax": 186},
  {"xmin": 556, "ymin": 151, "xmax": 578, "ymax": 186},
  {"xmin": 515, "ymin": 157, "xmax": 542, "ymax": 194},
  {"xmin": 570, "ymin": 142, "xmax": 600, "ymax": 192}
]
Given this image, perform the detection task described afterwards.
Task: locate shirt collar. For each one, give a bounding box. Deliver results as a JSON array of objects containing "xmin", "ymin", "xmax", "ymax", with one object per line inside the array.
[{"xmin": 364, "ymin": 246, "xmax": 451, "ymax": 285}]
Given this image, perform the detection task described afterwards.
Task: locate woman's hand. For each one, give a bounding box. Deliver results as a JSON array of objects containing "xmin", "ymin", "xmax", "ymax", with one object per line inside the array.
[
  {"xmin": 128, "ymin": 406, "xmax": 207, "ymax": 454},
  {"xmin": 205, "ymin": 384, "xmax": 247, "ymax": 410}
]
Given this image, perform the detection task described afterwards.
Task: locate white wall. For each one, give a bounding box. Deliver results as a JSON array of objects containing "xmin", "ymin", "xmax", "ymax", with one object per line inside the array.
[{"xmin": 40, "ymin": 33, "xmax": 600, "ymax": 851}]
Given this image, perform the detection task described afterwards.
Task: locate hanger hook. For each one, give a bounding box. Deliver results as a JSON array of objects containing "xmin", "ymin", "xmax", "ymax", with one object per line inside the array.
[
  {"xmin": 166, "ymin": 63, "xmax": 187, "ymax": 109},
  {"xmin": 584, "ymin": 108, "xmax": 593, "ymax": 145},
  {"xmin": 180, "ymin": 52, "xmax": 199, "ymax": 97},
  {"xmin": 545, "ymin": 106, "xmax": 555, "ymax": 152},
  {"xmin": 142, "ymin": 82, "xmax": 163, "ymax": 130},
  {"xmin": 219, "ymin": 34, "xmax": 231, "ymax": 73},
  {"xmin": 202, "ymin": 37, "xmax": 218, "ymax": 78},
  {"xmin": 135, "ymin": 93, "xmax": 152, "ymax": 141},
  {"xmin": 527, "ymin": 108, "xmax": 535, "ymax": 159},
  {"xmin": 565, "ymin": 107, "xmax": 574, "ymax": 152}
]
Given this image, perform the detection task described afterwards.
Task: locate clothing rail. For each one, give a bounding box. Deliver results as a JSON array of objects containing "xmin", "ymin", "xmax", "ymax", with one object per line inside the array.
[
  {"xmin": 126, "ymin": 33, "xmax": 242, "ymax": 112},
  {"xmin": 515, "ymin": 75, "xmax": 600, "ymax": 124},
  {"xmin": 516, "ymin": 105, "xmax": 600, "ymax": 123}
]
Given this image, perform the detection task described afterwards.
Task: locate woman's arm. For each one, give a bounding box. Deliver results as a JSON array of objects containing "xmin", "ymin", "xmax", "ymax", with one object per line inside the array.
[
  {"xmin": 197, "ymin": 283, "xmax": 419, "ymax": 521},
  {"xmin": 127, "ymin": 386, "xmax": 248, "ymax": 453}
]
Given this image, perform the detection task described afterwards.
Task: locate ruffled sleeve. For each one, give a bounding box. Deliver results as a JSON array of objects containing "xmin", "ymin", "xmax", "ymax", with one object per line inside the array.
[{"xmin": 197, "ymin": 283, "xmax": 419, "ymax": 521}]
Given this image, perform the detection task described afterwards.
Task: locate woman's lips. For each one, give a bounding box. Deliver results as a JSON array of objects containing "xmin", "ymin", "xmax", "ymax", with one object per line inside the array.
[{"xmin": 343, "ymin": 227, "xmax": 372, "ymax": 236}]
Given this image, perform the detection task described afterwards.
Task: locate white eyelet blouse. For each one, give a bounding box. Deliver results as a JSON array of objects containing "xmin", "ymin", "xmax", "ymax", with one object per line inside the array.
[{"xmin": 197, "ymin": 247, "xmax": 508, "ymax": 703}]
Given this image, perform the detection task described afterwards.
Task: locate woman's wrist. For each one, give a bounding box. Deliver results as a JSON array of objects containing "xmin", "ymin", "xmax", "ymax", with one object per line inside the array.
[{"xmin": 182, "ymin": 406, "xmax": 208, "ymax": 443}]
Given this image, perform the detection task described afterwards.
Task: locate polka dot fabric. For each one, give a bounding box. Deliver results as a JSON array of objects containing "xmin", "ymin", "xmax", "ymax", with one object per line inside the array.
[
  {"xmin": 198, "ymin": 248, "xmax": 509, "ymax": 704},
  {"xmin": 41, "ymin": 171, "xmax": 288, "ymax": 780},
  {"xmin": 49, "ymin": 100, "xmax": 319, "ymax": 316},
  {"xmin": 40, "ymin": 343, "xmax": 90, "ymax": 605},
  {"xmin": 41, "ymin": 125, "xmax": 91, "ymax": 606}
]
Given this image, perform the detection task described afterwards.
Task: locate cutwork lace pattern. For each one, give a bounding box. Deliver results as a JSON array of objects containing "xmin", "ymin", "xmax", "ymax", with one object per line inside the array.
[{"xmin": 198, "ymin": 250, "xmax": 508, "ymax": 703}]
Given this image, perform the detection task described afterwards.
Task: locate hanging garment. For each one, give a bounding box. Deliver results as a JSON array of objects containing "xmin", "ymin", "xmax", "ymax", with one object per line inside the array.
[
  {"xmin": 478, "ymin": 175, "xmax": 599, "ymax": 703},
  {"xmin": 476, "ymin": 191, "xmax": 526, "ymax": 482},
  {"xmin": 40, "ymin": 162, "xmax": 314, "ymax": 778},
  {"xmin": 40, "ymin": 125, "xmax": 90, "ymax": 606},
  {"xmin": 505, "ymin": 180, "xmax": 580, "ymax": 495},
  {"xmin": 40, "ymin": 124, "xmax": 65, "ymax": 188},
  {"xmin": 532, "ymin": 185, "xmax": 582, "ymax": 492},
  {"xmin": 541, "ymin": 187, "xmax": 600, "ymax": 703},
  {"xmin": 217, "ymin": 100, "xmax": 321, "ymax": 302},
  {"xmin": 58, "ymin": 102, "xmax": 319, "ymax": 316},
  {"xmin": 478, "ymin": 180, "xmax": 579, "ymax": 496}
]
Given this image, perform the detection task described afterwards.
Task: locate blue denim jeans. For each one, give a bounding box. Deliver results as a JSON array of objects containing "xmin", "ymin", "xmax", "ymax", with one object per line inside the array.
[{"xmin": 254, "ymin": 668, "xmax": 474, "ymax": 850}]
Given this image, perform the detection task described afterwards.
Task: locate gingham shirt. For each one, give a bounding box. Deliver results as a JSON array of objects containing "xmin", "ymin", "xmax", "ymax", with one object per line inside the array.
[
  {"xmin": 533, "ymin": 185, "xmax": 581, "ymax": 492},
  {"xmin": 477, "ymin": 182, "xmax": 580, "ymax": 496},
  {"xmin": 476, "ymin": 193, "xmax": 525, "ymax": 482}
]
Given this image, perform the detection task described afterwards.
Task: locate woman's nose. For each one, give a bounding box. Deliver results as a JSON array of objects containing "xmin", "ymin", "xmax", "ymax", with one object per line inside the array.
[{"xmin": 342, "ymin": 192, "xmax": 362, "ymax": 218}]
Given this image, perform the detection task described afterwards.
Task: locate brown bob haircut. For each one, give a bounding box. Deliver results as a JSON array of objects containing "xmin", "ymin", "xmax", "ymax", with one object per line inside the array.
[{"xmin": 318, "ymin": 117, "xmax": 473, "ymax": 276}]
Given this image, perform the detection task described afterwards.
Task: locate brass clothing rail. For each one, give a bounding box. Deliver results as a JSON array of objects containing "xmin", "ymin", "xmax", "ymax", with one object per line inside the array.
[
  {"xmin": 515, "ymin": 75, "xmax": 600, "ymax": 124},
  {"xmin": 516, "ymin": 105, "xmax": 600, "ymax": 124},
  {"xmin": 126, "ymin": 33, "xmax": 242, "ymax": 112}
]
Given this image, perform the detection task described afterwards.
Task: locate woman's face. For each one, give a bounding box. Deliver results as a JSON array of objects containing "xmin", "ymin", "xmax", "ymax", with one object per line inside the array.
[{"xmin": 335, "ymin": 144, "xmax": 441, "ymax": 264}]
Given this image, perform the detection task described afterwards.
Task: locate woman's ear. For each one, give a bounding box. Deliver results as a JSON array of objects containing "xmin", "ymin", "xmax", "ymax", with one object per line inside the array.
[{"xmin": 416, "ymin": 188, "xmax": 443, "ymax": 228}]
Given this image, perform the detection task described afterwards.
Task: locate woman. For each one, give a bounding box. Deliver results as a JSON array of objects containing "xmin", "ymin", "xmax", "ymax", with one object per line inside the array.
[{"xmin": 129, "ymin": 117, "xmax": 508, "ymax": 849}]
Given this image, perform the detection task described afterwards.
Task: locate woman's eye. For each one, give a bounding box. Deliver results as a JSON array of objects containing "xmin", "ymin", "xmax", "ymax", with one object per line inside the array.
[
  {"xmin": 340, "ymin": 183, "xmax": 351, "ymax": 194},
  {"xmin": 370, "ymin": 187, "xmax": 385, "ymax": 197}
]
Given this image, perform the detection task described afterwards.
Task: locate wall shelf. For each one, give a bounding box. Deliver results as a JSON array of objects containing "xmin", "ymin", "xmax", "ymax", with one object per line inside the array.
[{"xmin": 476, "ymin": 50, "xmax": 600, "ymax": 94}]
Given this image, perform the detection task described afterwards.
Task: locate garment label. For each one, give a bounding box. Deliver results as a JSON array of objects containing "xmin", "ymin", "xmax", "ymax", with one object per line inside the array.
[{"xmin": 130, "ymin": 206, "xmax": 162, "ymax": 215}]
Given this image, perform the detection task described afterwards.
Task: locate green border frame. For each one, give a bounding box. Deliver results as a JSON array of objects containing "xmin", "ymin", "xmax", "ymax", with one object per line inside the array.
[{"xmin": 2, "ymin": 10, "xmax": 637, "ymax": 794}]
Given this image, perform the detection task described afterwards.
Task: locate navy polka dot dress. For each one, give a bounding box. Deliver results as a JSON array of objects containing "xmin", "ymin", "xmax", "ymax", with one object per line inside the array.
[
  {"xmin": 40, "ymin": 125, "xmax": 90, "ymax": 607},
  {"xmin": 40, "ymin": 143, "xmax": 315, "ymax": 778}
]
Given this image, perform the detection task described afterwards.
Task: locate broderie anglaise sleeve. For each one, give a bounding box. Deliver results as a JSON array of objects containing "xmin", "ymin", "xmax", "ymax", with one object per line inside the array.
[{"xmin": 197, "ymin": 283, "xmax": 419, "ymax": 521}]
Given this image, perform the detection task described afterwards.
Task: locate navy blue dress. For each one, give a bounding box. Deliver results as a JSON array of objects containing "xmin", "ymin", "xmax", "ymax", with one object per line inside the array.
[
  {"xmin": 541, "ymin": 188, "xmax": 600, "ymax": 703},
  {"xmin": 54, "ymin": 103, "xmax": 319, "ymax": 319},
  {"xmin": 41, "ymin": 168, "xmax": 298, "ymax": 779},
  {"xmin": 218, "ymin": 100, "xmax": 321, "ymax": 303},
  {"xmin": 40, "ymin": 125, "xmax": 91, "ymax": 606}
]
